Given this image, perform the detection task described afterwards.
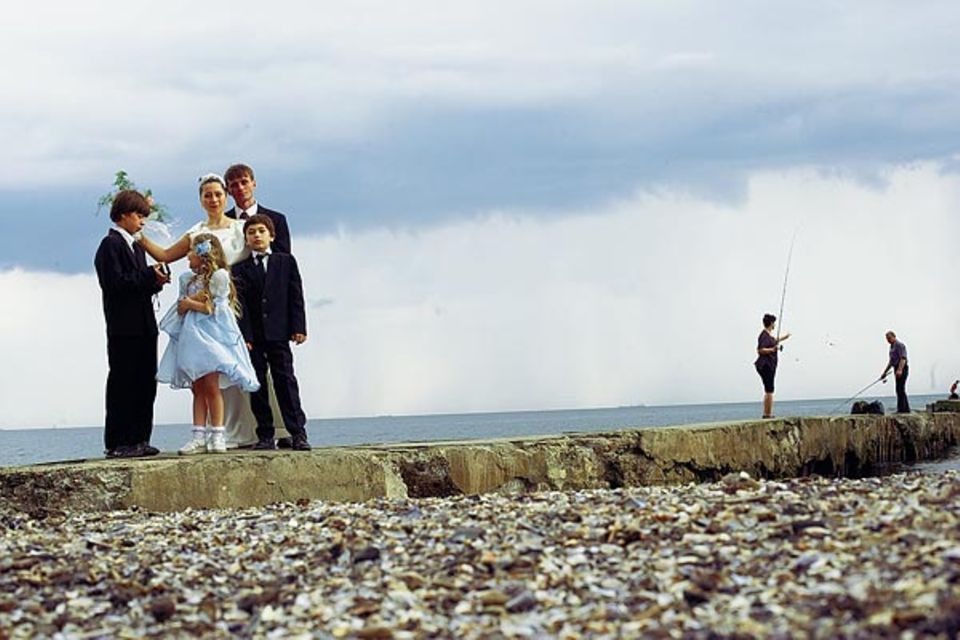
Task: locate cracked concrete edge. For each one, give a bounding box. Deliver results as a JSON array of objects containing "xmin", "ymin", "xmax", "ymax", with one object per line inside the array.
[{"xmin": 2, "ymin": 413, "xmax": 958, "ymax": 515}]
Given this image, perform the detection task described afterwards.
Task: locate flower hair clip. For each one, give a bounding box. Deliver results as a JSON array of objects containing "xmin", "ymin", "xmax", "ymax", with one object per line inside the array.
[{"xmin": 194, "ymin": 240, "xmax": 212, "ymax": 256}]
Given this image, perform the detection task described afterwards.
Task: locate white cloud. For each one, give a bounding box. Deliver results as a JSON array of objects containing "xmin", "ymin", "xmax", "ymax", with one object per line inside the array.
[
  {"xmin": 2, "ymin": 2, "xmax": 960, "ymax": 187},
  {"xmin": 3, "ymin": 163, "xmax": 957, "ymax": 428}
]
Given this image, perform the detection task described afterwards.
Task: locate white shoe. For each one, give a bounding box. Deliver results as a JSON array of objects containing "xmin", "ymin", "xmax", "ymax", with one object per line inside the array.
[
  {"xmin": 179, "ymin": 430, "xmax": 208, "ymax": 456},
  {"xmin": 206, "ymin": 427, "xmax": 227, "ymax": 453}
]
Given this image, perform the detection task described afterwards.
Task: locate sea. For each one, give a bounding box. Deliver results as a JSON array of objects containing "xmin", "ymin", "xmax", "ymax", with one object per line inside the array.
[{"xmin": 2, "ymin": 393, "xmax": 957, "ymax": 470}]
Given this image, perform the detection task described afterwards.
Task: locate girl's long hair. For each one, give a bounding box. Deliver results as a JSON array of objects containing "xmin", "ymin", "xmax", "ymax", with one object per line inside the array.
[{"xmin": 190, "ymin": 233, "xmax": 240, "ymax": 316}]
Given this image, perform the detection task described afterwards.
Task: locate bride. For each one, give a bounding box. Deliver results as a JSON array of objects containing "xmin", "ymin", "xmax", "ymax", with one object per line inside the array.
[{"xmin": 139, "ymin": 173, "xmax": 289, "ymax": 448}]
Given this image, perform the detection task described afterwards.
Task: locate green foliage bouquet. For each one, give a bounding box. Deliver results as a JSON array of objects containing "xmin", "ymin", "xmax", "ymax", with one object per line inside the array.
[{"xmin": 98, "ymin": 170, "xmax": 175, "ymax": 239}]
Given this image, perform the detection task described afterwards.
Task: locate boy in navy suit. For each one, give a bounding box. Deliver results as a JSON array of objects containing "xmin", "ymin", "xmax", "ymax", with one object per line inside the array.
[
  {"xmin": 94, "ymin": 190, "xmax": 170, "ymax": 458},
  {"xmin": 232, "ymin": 214, "xmax": 311, "ymax": 450}
]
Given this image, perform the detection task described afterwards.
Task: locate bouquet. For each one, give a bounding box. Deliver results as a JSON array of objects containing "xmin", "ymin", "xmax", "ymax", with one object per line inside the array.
[{"xmin": 98, "ymin": 171, "xmax": 176, "ymax": 240}]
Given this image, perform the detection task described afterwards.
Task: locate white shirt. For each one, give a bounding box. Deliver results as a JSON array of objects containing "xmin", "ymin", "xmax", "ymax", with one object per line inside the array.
[
  {"xmin": 253, "ymin": 248, "xmax": 272, "ymax": 270},
  {"xmin": 237, "ymin": 202, "xmax": 259, "ymax": 219},
  {"xmin": 114, "ymin": 225, "xmax": 137, "ymax": 252}
]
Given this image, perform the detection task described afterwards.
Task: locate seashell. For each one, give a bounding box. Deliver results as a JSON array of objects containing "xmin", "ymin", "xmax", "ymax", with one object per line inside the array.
[
  {"xmin": 505, "ymin": 591, "xmax": 537, "ymax": 613},
  {"xmin": 1, "ymin": 469, "xmax": 959, "ymax": 637},
  {"xmin": 149, "ymin": 596, "xmax": 176, "ymax": 622}
]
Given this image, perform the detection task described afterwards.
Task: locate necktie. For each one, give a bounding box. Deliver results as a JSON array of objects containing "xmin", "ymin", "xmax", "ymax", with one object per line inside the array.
[
  {"xmin": 239, "ymin": 209, "xmax": 249, "ymax": 220},
  {"xmin": 255, "ymin": 254, "xmax": 266, "ymax": 271}
]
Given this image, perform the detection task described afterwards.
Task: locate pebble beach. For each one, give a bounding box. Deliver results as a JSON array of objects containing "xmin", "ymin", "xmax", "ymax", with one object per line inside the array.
[{"xmin": 1, "ymin": 471, "xmax": 959, "ymax": 638}]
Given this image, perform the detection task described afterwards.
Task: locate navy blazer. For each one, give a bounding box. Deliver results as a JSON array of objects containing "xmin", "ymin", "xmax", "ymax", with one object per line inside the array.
[
  {"xmin": 226, "ymin": 204, "xmax": 291, "ymax": 255},
  {"xmin": 233, "ymin": 252, "xmax": 307, "ymax": 343},
  {"xmin": 94, "ymin": 229, "xmax": 162, "ymax": 337}
]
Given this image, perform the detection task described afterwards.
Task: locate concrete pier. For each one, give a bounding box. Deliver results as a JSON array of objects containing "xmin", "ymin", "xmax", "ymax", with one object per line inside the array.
[{"xmin": 1, "ymin": 413, "xmax": 958, "ymax": 515}]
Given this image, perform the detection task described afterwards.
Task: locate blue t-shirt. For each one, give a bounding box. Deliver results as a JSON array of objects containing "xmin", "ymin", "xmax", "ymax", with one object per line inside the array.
[
  {"xmin": 755, "ymin": 330, "xmax": 778, "ymax": 368},
  {"xmin": 888, "ymin": 340, "xmax": 907, "ymax": 368}
]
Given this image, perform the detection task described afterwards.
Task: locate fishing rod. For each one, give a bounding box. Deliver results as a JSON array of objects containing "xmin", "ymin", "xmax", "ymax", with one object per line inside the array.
[
  {"xmin": 827, "ymin": 377, "xmax": 884, "ymax": 415},
  {"xmin": 775, "ymin": 227, "xmax": 799, "ymax": 350}
]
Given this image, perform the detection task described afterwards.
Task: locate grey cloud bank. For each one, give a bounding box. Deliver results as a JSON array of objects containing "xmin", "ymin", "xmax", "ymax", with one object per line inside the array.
[
  {"xmin": 3, "ymin": 3, "xmax": 960, "ymax": 271},
  {"xmin": 7, "ymin": 90, "xmax": 960, "ymax": 273}
]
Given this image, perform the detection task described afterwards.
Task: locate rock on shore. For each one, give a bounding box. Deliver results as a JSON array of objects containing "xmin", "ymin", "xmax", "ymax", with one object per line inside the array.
[{"xmin": 1, "ymin": 471, "xmax": 959, "ymax": 638}]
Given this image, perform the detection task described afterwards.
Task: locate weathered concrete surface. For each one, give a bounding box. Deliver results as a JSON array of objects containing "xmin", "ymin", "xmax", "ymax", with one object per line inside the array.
[
  {"xmin": 1, "ymin": 413, "xmax": 958, "ymax": 514},
  {"xmin": 928, "ymin": 398, "xmax": 960, "ymax": 413}
]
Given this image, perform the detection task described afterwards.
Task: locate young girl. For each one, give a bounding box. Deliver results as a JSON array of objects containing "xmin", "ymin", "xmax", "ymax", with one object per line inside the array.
[{"xmin": 157, "ymin": 234, "xmax": 259, "ymax": 454}]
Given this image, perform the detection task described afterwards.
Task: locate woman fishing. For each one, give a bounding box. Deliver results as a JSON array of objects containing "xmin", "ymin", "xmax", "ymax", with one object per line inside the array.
[{"xmin": 755, "ymin": 313, "xmax": 791, "ymax": 418}]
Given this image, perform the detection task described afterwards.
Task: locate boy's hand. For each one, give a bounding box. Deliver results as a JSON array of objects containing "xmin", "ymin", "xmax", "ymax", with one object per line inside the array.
[
  {"xmin": 152, "ymin": 264, "xmax": 171, "ymax": 286},
  {"xmin": 291, "ymin": 333, "xmax": 307, "ymax": 345}
]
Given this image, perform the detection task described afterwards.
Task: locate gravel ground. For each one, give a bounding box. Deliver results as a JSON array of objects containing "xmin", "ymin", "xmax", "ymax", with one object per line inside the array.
[{"xmin": 1, "ymin": 470, "xmax": 959, "ymax": 638}]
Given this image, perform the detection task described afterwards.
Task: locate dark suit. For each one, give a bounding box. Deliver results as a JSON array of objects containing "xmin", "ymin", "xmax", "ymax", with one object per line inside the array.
[
  {"xmin": 232, "ymin": 252, "xmax": 307, "ymax": 440},
  {"xmin": 94, "ymin": 229, "xmax": 162, "ymax": 451},
  {"xmin": 226, "ymin": 204, "xmax": 291, "ymax": 255}
]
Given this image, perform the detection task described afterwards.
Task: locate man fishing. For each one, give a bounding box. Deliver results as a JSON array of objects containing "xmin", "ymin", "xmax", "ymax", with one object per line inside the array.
[{"xmin": 881, "ymin": 331, "xmax": 910, "ymax": 413}]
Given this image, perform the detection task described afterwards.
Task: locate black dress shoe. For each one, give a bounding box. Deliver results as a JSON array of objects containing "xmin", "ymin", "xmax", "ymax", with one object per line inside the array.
[
  {"xmin": 139, "ymin": 443, "xmax": 160, "ymax": 456},
  {"xmin": 106, "ymin": 444, "xmax": 145, "ymax": 459},
  {"xmin": 276, "ymin": 437, "xmax": 293, "ymax": 449},
  {"xmin": 253, "ymin": 438, "xmax": 277, "ymax": 450},
  {"xmin": 291, "ymin": 434, "xmax": 311, "ymax": 451}
]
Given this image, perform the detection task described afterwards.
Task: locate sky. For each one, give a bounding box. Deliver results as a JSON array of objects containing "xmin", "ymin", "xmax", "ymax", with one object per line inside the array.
[{"xmin": 2, "ymin": 2, "xmax": 960, "ymax": 428}]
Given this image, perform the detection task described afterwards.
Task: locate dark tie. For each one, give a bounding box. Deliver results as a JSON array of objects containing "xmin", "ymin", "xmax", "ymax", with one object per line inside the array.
[
  {"xmin": 252, "ymin": 255, "xmax": 266, "ymax": 285},
  {"xmin": 239, "ymin": 209, "xmax": 249, "ymax": 220},
  {"xmin": 255, "ymin": 254, "xmax": 266, "ymax": 271}
]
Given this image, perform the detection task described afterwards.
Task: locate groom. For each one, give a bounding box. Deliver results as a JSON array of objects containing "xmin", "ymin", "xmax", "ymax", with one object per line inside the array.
[
  {"xmin": 223, "ymin": 163, "xmax": 295, "ymax": 446},
  {"xmin": 224, "ymin": 163, "xmax": 291, "ymax": 254}
]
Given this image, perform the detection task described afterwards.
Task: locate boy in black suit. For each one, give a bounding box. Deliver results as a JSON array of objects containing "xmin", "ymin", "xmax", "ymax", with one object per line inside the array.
[
  {"xmin": 225, "ymin": 162, "xmax": 294, "ymax": 446},
  {"xmin": 94, "ymin": 190, "xmax": 170, "ymax": 458},
  {"xmin": 224, "ymin": 163, "xmax": 292, "ymax": 254},
  {"xmin": 233, "ymin": 214, "xmax": 311, "ymax": 450}
]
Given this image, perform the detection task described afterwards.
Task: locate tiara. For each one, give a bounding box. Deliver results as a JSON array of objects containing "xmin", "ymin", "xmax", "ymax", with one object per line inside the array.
[
  {"xmin": 198, "ymin": 173, "xmax": 225, "ymax": 186},
  {"xmin": 194, "ymin": 240, "xmax": 212, "ymax": 256}
]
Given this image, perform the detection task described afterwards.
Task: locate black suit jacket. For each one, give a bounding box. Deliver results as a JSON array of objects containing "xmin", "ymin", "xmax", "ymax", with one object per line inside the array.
[
  {"xmin": 226, "ymin": 204, "xmax": 291, "ymax": 255},
  {"xmin": 94, "ymin": 229, "xmax": 162, "ymax": 337},
  {"xmin": 233, "ymin": 252, "xmax": 307, "ymax": 343}
]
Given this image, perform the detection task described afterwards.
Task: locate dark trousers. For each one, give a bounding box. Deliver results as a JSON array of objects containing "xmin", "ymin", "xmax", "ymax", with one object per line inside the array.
[
  {"xmin": 105, "ymin": 335, "xmax": 157, "ymax": 450},
  {"xmin": 249, "ymin": 340, "xmax": 307, "ymax": 440},
  {"xmin": 755, "ymin": 363, "xmax": 776, "ymax": 393},
  {"xmin": 895, "ymin": 365, "xmax": 910, "ymax": 413}
]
